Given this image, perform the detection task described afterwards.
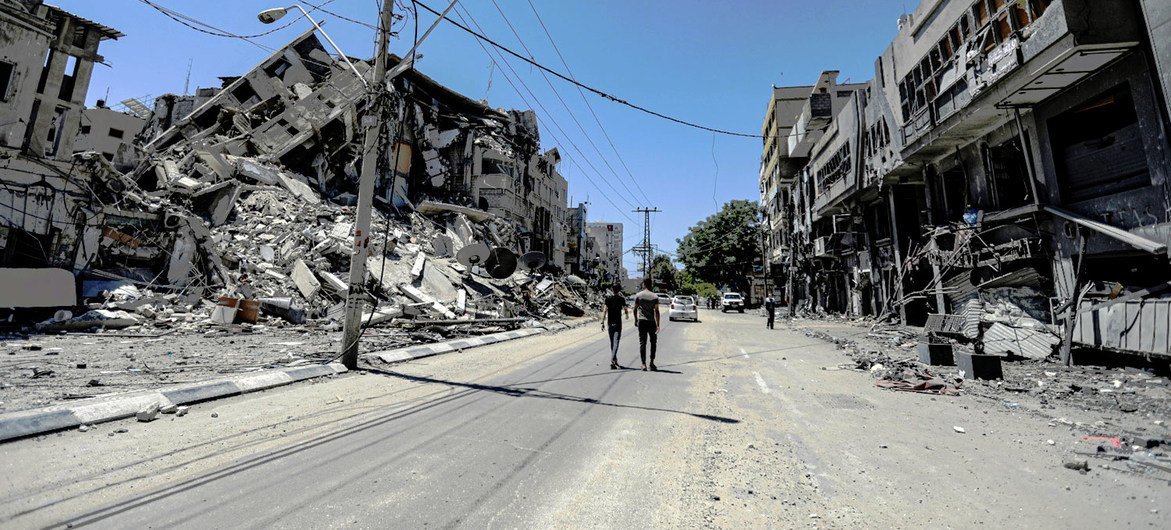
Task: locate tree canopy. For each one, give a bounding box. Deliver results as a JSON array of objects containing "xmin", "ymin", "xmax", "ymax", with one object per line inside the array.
[
  {"xmin": 649, "ymin": 254, "xmax": 677, "ymax": 292},
  {"xmin": 676, "ymin": 199, "xmax": 761, "ymax": 295}
]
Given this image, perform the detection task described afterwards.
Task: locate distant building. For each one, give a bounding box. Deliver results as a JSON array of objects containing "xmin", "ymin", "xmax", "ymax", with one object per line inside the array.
[
  {"xmin": 585, "ymin": 222, "xmax": 624, "ymax": 284},
  {"xmin": 565, "ymin": 202, "xmax": 588, "ymax": 276}
]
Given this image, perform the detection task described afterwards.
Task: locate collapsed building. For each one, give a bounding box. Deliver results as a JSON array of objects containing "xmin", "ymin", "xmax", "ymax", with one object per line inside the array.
[
  {"xmin": 1, "ymin": 6, "xmax": 592, "ymax": 334},
  {"xmin": 760, "ymin": 0, "xmax": 1171, "ymax": 364}
]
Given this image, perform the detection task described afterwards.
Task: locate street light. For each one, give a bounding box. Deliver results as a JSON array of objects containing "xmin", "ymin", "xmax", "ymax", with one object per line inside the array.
[{"xmin": 257, "ymin": 5, "xmax": 368, "ymax": 88}]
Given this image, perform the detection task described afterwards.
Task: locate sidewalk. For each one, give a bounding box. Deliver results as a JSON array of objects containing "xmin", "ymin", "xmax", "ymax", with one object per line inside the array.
[
  {"xmin": 787, "ymin": 316, "xmax": 1170, "ymax": 444},
  {"xmin": 0, "ymin": 317, "xmax": 593, "ymax": 442}
]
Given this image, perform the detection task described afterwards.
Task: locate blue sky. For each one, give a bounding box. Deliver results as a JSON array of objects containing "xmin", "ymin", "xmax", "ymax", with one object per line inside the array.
[{"xmin": 57, "ymin": 0, "xmax": 909, "ymax": 275}]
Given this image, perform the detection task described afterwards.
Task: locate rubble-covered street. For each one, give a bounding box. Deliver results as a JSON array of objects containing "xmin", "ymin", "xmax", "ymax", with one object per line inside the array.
[{"xmin": 3, "ymin": 0, "xmax": 1171, "ymax": 527}]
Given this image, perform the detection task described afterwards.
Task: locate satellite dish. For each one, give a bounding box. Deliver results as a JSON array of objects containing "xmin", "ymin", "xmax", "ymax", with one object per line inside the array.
[
  {"xmin": 486, "ymin": 247, "xmax": 518, "ymax": 279},
  {"xmin": 520, "ymin": 251, "xmax": 547, "ymax": 270},
  {"xmin": 456, "ymin": 242, "xmax": 490, "ymax": 268},
  {"xmin": 432, "ymin": 234, "xmax": 454, "ymax": 258}
]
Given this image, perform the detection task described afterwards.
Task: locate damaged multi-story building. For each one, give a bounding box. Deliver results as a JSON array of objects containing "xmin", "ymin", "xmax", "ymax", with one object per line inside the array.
[
  {"xmin": 0, "ymin": 0, "xmax": 124, "ymax": 309},
  {"xmin": 762, "ymin": 0, "xmax": 1171, "ymax": 363},
  {"xmin": 2, "ymin": 13, "xmax": 586, "ymax": 320}
]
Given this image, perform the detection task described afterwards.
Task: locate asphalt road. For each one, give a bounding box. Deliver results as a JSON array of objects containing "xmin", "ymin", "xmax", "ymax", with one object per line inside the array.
[{"xmin": 1, "ymin": 310, "xmax": 1166, "ymax": 528}]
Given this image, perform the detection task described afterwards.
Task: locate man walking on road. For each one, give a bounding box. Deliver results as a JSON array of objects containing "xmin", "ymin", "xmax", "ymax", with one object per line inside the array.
[
  {"xmin": 600, "ymin": 284, "xmax": 629, "ymax": 369},
  {"xmin": 633, "ymin": 277, "xmax": 660, "ymax": 371},
  {"xmin": 765, "ymin": 296, "xmax": 776, "ymax": 330}
]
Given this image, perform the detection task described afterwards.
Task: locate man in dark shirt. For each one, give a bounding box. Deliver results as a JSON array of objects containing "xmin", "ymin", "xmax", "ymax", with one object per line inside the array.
[
  {"xmin": 632, "ymin": 277, "xmax": 661, "ymax": 371},
  {"xmin": 600, "ymin": 284, "xmax": 629, "ymax": 369},
  {"xmin": 765, "ymin": 296, "xmax": 776, "ymax": 329}
]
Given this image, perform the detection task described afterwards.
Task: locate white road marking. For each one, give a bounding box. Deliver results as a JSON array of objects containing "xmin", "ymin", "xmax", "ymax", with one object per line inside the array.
[
  {"xmin": 753, "ymin": 371, "xmax": 771, "ymax": 394},
  {"xmin": 740, "ymin": 347, "xmax": 749, "ymax": 359}
]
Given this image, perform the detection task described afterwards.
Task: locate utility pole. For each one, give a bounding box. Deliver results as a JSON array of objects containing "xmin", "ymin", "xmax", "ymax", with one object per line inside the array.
[
  {"xmin": 340, "ymin": 1, "xmax": 394, "ymax": 369},
  {"xmin": 632, "ymin": 207, "xmax": 660, "ymax": 285}
]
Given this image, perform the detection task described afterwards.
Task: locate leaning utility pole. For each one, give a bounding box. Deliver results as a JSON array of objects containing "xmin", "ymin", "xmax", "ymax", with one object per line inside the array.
[
  {"xmin": 340, "ymin": 1, "xmax": 395, "ymax": 369},
  {"xmin": 632, "ymin": 207, "xmax": 661, "ymax": 284}
]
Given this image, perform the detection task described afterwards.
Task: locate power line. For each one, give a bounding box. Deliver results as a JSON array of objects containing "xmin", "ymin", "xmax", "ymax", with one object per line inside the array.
[
  {"xmin": 414, "ymin": 0, "xmax": 764, "ymax": 138},
  {"xmin": 488, "ymin": 0, "xmax": 649, "ymax": 207},
  {"xmin": 451, "ymin": 5, "xmax": 638, "ymax": 219},
  {"xmin": 450, "ymin": 6, "xmax": 636, "ymax": 225},
  {"xmin": 467, "ymin": 2, "xmax": 639, "ymax": 214},
  {"xmin": 139, "ymin": 0, "xmax": 338, "ymax": 40},
  {"xmin": 523, "ymin": 0, "xmax": 654, "ymax": 206}
]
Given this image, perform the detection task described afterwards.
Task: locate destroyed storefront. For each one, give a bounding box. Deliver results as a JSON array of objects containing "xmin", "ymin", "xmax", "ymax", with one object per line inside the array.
[{"xmin": 765, "ymin": 0, "xmax": 1171, "ymax": 363}]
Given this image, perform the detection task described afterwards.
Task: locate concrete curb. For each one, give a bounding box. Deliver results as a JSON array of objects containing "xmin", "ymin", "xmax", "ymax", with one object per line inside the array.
[
  {"xmin": 366, "ymin": 317, "xmax": 595, "ymax": 364},
  {"xmin": 0, "ymin": 363, "xmax": 348, "ymax": 443},
  {"xmin": 367, "ymin": 328, "xmax": 547, "ymax": 363}
]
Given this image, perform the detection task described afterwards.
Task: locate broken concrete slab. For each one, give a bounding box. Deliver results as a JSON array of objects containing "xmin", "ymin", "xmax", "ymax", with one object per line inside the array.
[
  {"xmin": 291, "ymin": 259, "xmax": 322, "ymax": 300},
  {"xmin": 276, "ymin": 171, "xmax": 320, "ymax": 203},
  {"xmin": 318, "ymin": 270, "xmax": 349, "ymax": 295},
  {"xmin": 417, "ymin": 200, "xmax": 495, "ymax": 222},
  {"xmin": 399, "ymin": 284, "xmax": 456, "ymax": 319}
]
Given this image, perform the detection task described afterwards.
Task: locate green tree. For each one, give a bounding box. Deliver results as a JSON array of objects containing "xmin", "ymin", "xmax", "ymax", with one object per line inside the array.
[
  {"xmin": 649, "ymin": 254, "xmax": 677, "ymax": 292},
  {"xmin": 676, "ymin": 270, "xmax": 718, "ymax": 299},
  {"xmin": 676, "ymin": 199, "xmax": 761, "ymax": 297}
]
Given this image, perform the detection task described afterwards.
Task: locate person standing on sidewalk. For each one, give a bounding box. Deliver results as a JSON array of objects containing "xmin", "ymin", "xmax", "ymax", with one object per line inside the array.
[
  {"xmin": 765, "ymin": 296, "xmax": 776, "ymax": 329},
  {"xmin": 633, "ymin": 277, "xmax": 661, "ymax": 371},
  {"xmin": 600, "ymin": 284, "xmax": 629, "ymax": 369}
]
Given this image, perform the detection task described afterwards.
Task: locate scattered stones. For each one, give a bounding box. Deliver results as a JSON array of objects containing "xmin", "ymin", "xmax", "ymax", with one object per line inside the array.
[
  {"xmin": 160, "ymin": 404, "xmax": 179, "ymax": 414},
  {"xmin": 175, "ymin": 406, "xmax": 190, "ymax": 417},
  {"xmin": 953, "ymin": 426, "xmax": 966, "ymax": 434},
  {"xmin": 210, "ymin": 412, "xmax": 219, "ymax": 418},
  {"xmin": 1063, "ymin": 460, "xmax": 1090, "ymax": 474}
]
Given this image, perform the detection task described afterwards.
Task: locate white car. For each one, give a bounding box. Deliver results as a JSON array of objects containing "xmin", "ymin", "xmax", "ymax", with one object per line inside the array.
[
  {"xmin": 721, "ymin": 292, "xmax": 745, "ymax": 313},
  {"xmin": 668, "ymin": 295, "xmax": 698, "ymax": 322}
]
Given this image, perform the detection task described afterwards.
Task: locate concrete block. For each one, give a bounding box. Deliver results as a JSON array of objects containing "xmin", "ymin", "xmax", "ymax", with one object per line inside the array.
[
  {"xmin": 411, "ymin": 253, "xmax": 426, "ymax": 279},
  {"xmin": 955, "ymin": 351, "xmax": 1003, "ymax": 380},
  {"xmin": 136, "ymin": 403, "xmax": 160, "ymax": 422},
  {"xmin": 917, "ymin": 342, "xmax": 955, "ymax": 366}
]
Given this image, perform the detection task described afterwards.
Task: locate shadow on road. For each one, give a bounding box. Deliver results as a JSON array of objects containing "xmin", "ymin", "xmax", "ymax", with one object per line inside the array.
[{"xmin": 367, "ymin": 368, "xmax": 738, "ymax": 424}]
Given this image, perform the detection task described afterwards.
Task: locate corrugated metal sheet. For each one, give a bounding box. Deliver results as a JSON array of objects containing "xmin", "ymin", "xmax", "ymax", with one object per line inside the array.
[
  {"xmin": 982, "ymin": 322, "xmax": 1059, "ymax": 359},
  {"xmin": 1074, "ymin": 298, "xmax": 1171, "ymax": 357}
]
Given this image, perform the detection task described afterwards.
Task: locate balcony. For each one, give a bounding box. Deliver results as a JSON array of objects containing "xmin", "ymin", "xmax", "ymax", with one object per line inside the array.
[{"xmin": 898, "ymin": 0, "xmax": 1143, "ymax": 160}]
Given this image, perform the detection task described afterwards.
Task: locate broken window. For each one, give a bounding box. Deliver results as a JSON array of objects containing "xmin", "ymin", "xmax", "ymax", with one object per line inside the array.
[
  {"xmin": 0, "ymin": 61, "xmax": 13, "ymax": 101},
  {"xmin": 108, "ymin": 128, "xmax": 124, "ymax": 139},
  {"xmin": 1050, "ymin": 85, "xmax": 1149, "ymax": 202},
  {"xmin": 58, "ymin": 55, "xmax": 79, "ymax": 102},
  {"xmin": 984, "ymin": 138, "xmax": 1031, "ymax": 209},
  {"xmin": 230, "ymin": 80, "xmax": 260, "ymax": 107},
  {"xmin": 79, "ymin": 124, "xmax": 90, "ymax": 134},
  {"xmin": 71, "ymin": 25, "xmax": 90, "ymax": 48},
  {"xmin": 264, "ymin": 58, "xmax": 292, "ymax": 81}
]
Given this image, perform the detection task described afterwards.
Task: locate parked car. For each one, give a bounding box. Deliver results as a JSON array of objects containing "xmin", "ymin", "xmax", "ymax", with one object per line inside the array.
[
  {"xmin": 656, "ymin": 293, "xmax": 672, "ymax": 306},
  {"xmin": 668, "ymin": 295, "xmax": 698, "ymax": 322},
  {"xmin": 721, "ymin": 292, "xmax": 745, "ymax": 313}
]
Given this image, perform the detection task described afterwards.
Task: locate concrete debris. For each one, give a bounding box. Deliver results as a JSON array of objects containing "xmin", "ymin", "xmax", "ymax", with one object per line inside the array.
[
  {"xmin": 2, "ymin": 26, "xmax": 605, "ymax": 368},
  {"xmin": 136, "ymin": 402, "xmax": 161, "ymax": 422}
]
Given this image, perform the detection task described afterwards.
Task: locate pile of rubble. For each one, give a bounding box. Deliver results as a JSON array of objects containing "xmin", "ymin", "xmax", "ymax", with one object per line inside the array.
[{"xmin": 8, "ymin": 31, "xmax": 597, "ymax": 343}]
